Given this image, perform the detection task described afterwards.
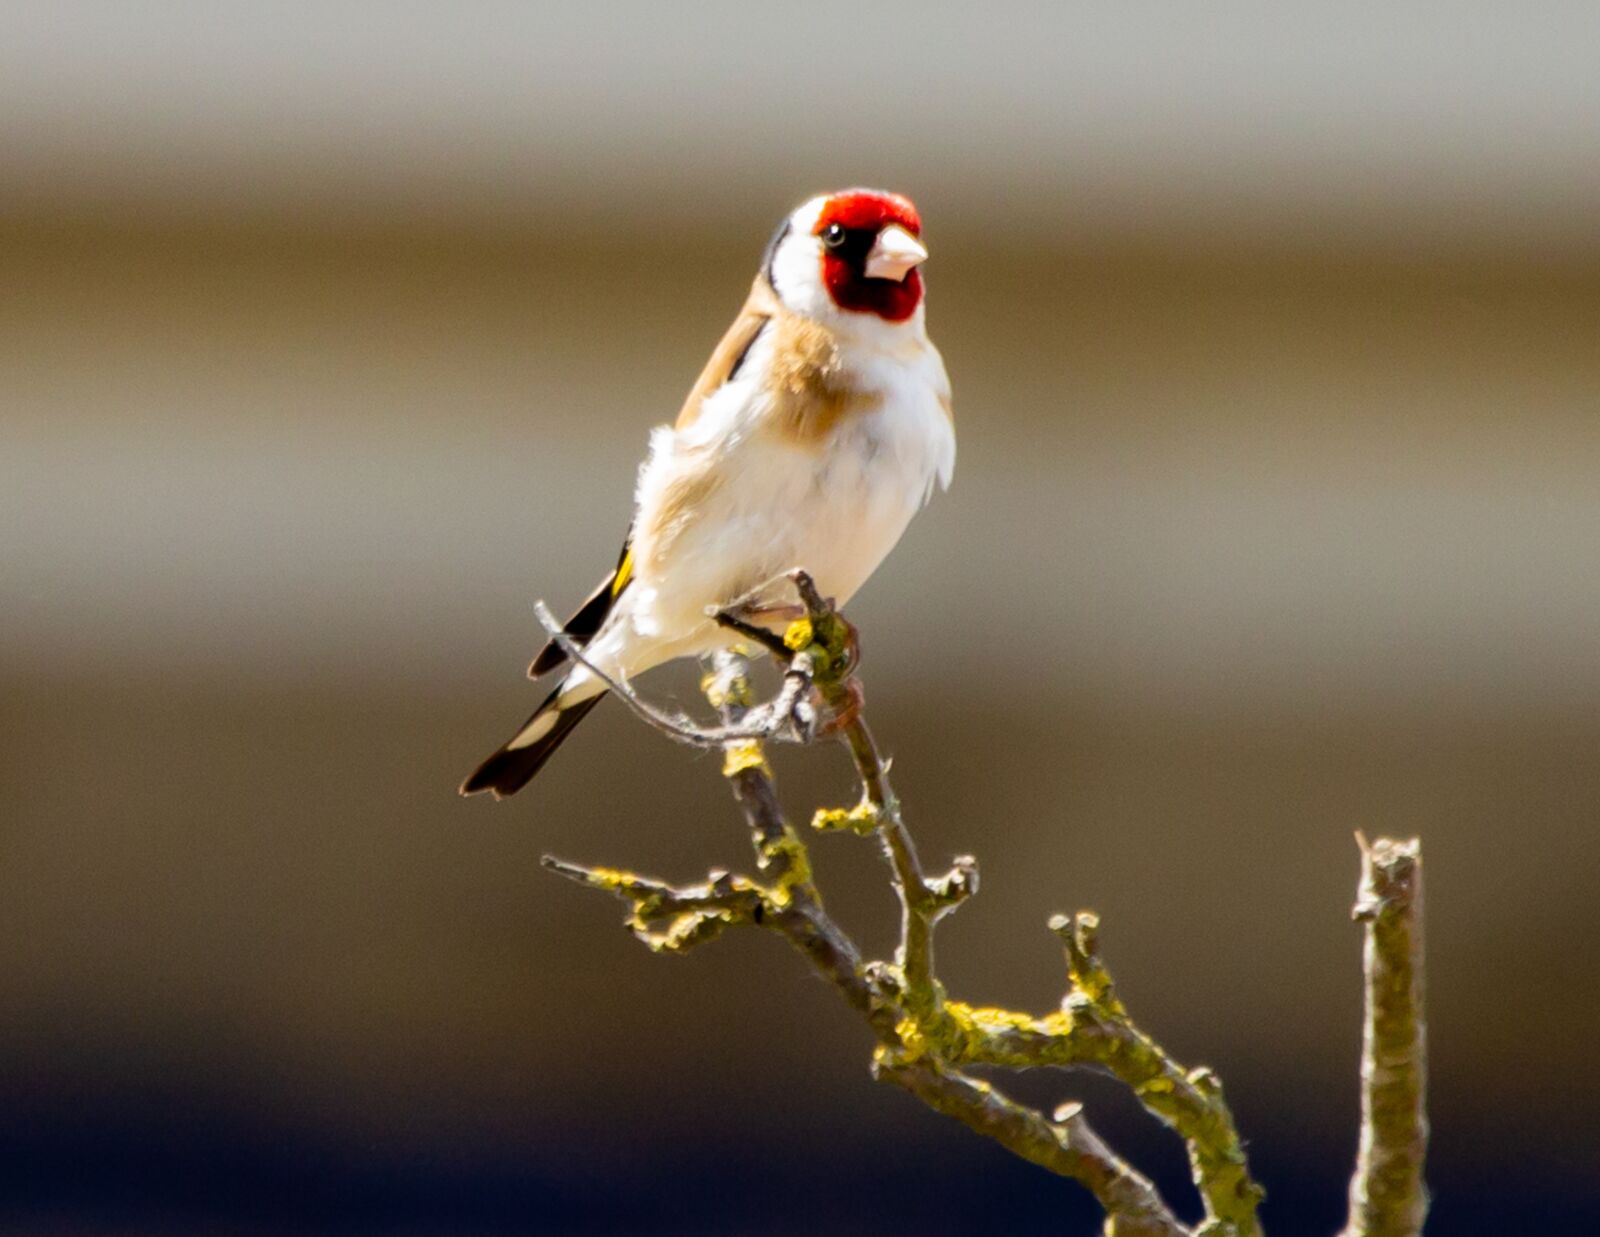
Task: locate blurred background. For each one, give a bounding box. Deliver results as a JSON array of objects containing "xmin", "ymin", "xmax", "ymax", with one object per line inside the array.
[{"xmin": 4, "ymin": 3, "xmax": 1599, "ymax": 1233}]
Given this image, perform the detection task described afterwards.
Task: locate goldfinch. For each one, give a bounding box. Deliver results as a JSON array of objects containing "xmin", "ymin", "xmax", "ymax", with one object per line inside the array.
[{"xmin": 461, "ymin": 189, "xmax": 954, "ymax": 798}]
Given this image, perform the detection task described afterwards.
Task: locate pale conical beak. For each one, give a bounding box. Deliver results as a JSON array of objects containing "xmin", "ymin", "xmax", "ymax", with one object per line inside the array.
[{"xmin": 864, "ymin": 224, "xmax": 929, "ymax": 282}]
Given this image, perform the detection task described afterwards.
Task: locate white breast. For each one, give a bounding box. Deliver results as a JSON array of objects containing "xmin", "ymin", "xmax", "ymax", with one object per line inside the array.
[
  {"xmin": 616, "ymin": 313, "xmax": 954, "ymax": 665},
  {"xmin": 785, "ymin": 347, "xmax": 954, "ymax": 604}
]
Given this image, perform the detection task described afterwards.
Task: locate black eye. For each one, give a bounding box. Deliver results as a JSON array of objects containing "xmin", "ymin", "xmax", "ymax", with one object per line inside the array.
[{"xmin": 821, "ymin": 223, "xmax": 847, "ymax": 249}]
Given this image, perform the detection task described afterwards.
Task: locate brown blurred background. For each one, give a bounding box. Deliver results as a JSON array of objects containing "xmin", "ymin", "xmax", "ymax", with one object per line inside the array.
[{"xmin": 4, "ymin": 3, "xmax": 1599, "ymax": 1233}]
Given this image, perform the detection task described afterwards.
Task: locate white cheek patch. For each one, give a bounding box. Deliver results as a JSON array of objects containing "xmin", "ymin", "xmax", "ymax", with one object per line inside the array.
[{"xmin": 768, "ymin": 197, "xmax": 830, "ymax": 319}]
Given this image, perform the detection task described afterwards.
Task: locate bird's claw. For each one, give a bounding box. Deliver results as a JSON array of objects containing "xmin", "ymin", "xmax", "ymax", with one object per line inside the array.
[
  {"xmin": 832, "ymin": 614, "xmax": 862, "ymax": 678},
  {"xmin": 813, "ymin": 677, "xmax": 865, "ymax": 738},
  {"xmin": 716, "ymin": 572, "xmax": 860, "ymax": 743},
  {"xmin": 711, "ymin": 607, "xmax": 792, "ymax": 659}
]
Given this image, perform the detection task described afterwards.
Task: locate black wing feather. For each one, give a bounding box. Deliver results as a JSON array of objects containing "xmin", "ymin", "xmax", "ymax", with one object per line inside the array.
[{"xmin": 527, "ymin": 531, "xmax": 633, "ymax": 678}]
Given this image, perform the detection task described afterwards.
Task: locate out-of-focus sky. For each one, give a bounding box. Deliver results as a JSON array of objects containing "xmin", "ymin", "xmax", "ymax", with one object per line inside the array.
[{"xmin": 3, "ymin": 5, "xmax": 1599, "ymax": 1235}]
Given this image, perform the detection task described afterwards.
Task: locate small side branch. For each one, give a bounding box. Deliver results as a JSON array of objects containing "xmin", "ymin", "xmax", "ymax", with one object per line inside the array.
[
  {"xmin": 876, "ymin": 1056, "xmax": 1187, "ymax": 1237},
  {"xmin": 541, "ymin": 856, "xmax": 763, "ymax": 953},
  {"xmin": 1341, "ymin": 836, "xmax": 1429, "ymax": 1237},
  {"xmin": 708, "ymin": 649, "xmax": 899, "ymax": 1038},
  {"xmin": 1055, "ymin": 913, "xmax": 1264, "ymax": 1237},
  {"xmin": 932, "ymin": 913, "xmax": 1265, "ymax": 1235},
  {"xmin": 787, "ymin": 571, "xmax": 942, "ymax": 1010},
  {"xmin": 532, "ymin": 601, "xmax": 816, "ymax": 748}
]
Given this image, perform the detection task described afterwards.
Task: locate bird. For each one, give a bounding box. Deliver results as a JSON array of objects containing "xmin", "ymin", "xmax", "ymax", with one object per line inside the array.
[{"xmin": 460, "ymin": 188, "xmax": 955, "ymax": 798}]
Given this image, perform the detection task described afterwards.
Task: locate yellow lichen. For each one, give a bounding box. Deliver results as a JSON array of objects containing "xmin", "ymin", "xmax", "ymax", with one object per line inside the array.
[
  {"xmin": 933, "ymin": 1001, "xmax": 1079, "ymax": 1065},
  {"xmin": 954, "ymin": 1005, "xmax": 1038, "ymax": 1031},
  {"xmin": 894, "ymin": 1015, "xmax": 928, "ymax": 1062},
  {"xmin": 586, "ymin": 866, "xmax": 641, "ymax": 891},
  {"xmin": 700, "ymin": 666, "xmax": 754, "ymax": 710},
  {"xmin": 782, "ymin": 615, "xmax": 848, "ymax": 679},
  {"xmin": 722, "ymin": 740, "xmax": 770, "ymax": 778},
  {"xmin": 756, "ymin": 827, "xmax": 814, "ymax": 907},
  {"xmin": 811, "ymin": 798, "xmax": 881, "ymax": 835},
  {"xmin": 643, "ymin": 908, "xmax": 736, "ymax": 953}
]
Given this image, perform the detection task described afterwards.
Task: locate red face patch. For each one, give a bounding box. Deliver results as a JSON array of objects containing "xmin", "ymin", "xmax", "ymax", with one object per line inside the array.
[{"xmin": 813, "ymin": 190, "xmax": 924, "ymax": 323}]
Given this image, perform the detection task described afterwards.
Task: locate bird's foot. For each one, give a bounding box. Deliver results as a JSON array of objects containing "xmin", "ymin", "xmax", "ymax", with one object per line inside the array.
[
  {"xmin": 710, "ymin": 607, "xmax": 791, "ymax": 659},
  {"xmin": 813, "ymin": 676, "xmax": 865, "ymax": 738},
  {"xmin": 782, "ymin": 609, "xmax": 860, "ymax": 680},
  {"xmin": 714, "ymin": 573, "xmax": 859, "ymax": 742}
]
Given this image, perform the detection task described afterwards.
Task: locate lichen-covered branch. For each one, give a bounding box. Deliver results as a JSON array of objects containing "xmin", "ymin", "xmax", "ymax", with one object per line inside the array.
[
  {"xmin": 544, "ymin": 577, "xmax": 1196, "ymax": 1232},
  {"xmin": 892, "ymin": 913, "xmax": 1264, "ymax": 1234},
  {"xmin": 539, "ymin": 575, "xmax": 1426, "ymax": 1236},
  {"xmin": 1341, "ymin": 835, "xmax": 1429, "ymax": 1237},
  {"xmin": 786, "ymin": 571, "xmax": 942, "ymax": 1009},
  {"xmin": 876, "ymin": 1057, "xmax": 1185, "ymax": 1237},
  {"xmin": 532, "ymin": 599, "xmax": 819, "ymax": 748},
  {"xmin": 541, "ymin": 856, "xmax": 764, "ymax": 953}
]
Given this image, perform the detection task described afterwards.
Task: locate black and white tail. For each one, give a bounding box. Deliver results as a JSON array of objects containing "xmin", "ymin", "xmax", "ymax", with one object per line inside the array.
[{"xmin": 459, "ymin": 680, "xmax": 606, "ymax": 799}]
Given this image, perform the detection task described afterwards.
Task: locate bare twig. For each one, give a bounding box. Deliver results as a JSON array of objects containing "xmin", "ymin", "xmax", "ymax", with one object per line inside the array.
[
  {"xmin": 531, "ymin": 600, "xmax": 816, "ymax": 746},
  {"xmin": 787, "ymin": 570, "xmax": 942, "ymax": 1008},
  {"xmin": 1341, "ymin": 835, "xmax": 1429, "ymax": 1237},
  {"xmin": 876, "ymin": 1056, "xmax": 1187, "ymax": 1237}
]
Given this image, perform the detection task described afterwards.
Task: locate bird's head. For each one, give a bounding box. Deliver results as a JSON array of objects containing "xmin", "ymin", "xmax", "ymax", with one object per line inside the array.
[{"xmin": 764, "ymin": 189, "xmax": 928, "ymax": 325}]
